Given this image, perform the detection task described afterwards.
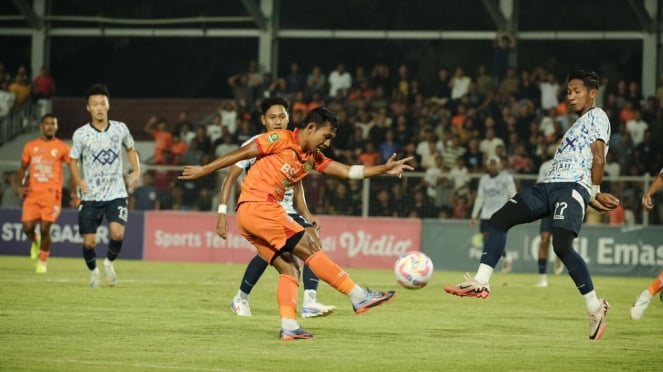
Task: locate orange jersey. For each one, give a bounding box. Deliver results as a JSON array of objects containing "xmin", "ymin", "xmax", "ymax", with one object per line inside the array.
[
  {"xmin": 21, "ymin": 138, "xmax": 70, "ymax": 196},
  {"xmin": 239, "ymin": 128, "xmax": 333, "ymax": 204}
]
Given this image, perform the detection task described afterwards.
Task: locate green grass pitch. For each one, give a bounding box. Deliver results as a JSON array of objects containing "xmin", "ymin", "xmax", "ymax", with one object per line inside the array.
[{"xmin": 1, "ymin": 256, "xmax": 661, "ymax": 371}]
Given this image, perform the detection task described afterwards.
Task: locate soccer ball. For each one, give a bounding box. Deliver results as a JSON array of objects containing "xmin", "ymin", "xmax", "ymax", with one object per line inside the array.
[{"xmin": 394, "ymin": 251, "xmax": 434, "ymax": 289}]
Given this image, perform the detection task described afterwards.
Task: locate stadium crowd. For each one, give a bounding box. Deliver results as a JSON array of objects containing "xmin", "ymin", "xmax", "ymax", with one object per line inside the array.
[{"xmin": 1, "ymin": 56, "xmax": 662, "ymax": 225}]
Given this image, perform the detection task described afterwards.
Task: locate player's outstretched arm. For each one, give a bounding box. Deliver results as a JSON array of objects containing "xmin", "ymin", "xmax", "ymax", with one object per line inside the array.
[
  {"xmin": 322, "ymin": 153, "xmax": 414, "ymax": 180},
  {"xmin": 642, "ymin": 169, "xmax": 663, "ymax": 211},
  {"xmin": 216, "ymin": 165, "xmax": 243, "ymax": 239},
  {"xmin": 179, "ymin": 142, "xmax": 259, "ymax": 180}
]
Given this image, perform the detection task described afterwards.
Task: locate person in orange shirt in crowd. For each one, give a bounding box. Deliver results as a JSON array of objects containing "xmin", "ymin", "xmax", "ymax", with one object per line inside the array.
[
  {"xmin": 144, "ymin": 115, "xmax": 173, "ymax": 163},
  {"xmin": 33, "ymin": 67, "xmax": 56, "ymax": 99},
  {"xmin": 179, "ymin": 107, "xmax": 413, "ymax": 340},
  {"xmin": 169, "ymin": 132, "xmax": 188, "ymax": 163},
  {"xmin": 17, "ymin": 113, "xmax": 74, "ymax": 273}
]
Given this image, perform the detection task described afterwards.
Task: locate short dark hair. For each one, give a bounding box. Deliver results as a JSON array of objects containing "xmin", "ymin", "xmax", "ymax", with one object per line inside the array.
[
  {"xmin": 41, "ymin": 113, "xmax": 56, "ymax": 122},
  {"xmin": 297, "ymin": 106, "xmax": 339, "ymax": 130},
  {"xmin": 261, "ymin": 96, "xmax": 289, "ymax": 114},
  {"xmin": 86, "ymin": 83, "xmax": 110, "ymax": 100},
  {"xmin": 567, "ymin": 70, "xmax": 599, "ymax": 90}
]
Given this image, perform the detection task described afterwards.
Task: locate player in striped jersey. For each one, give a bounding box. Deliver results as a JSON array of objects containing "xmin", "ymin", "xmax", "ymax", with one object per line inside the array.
[
  {"xmin": 446, "ymin": 70, "xmax": 620, "ymax": 341},
  {"xmin": 470, "ymin": 155, "xmax": 517, "ymax": 273},
  {"xmin": 69, "ymin": 84, "xmax": 141, "ymax": 288}
]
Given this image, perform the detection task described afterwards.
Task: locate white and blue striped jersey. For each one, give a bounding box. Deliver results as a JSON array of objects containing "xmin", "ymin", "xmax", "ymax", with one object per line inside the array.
[
  {"xmin": 472, "ymin": 171, "xmax": 517, "ymax": 220},
  {"xmin": 543, "ymin": 107, "xmax": 610, "ymax": 193},
  {"xmin": 234, "ymin": 134, "xmax": 297, "ymax": 214},
  {"xmin": 70, "ymin": 121, "xmax": 135, "ymax": 201}
]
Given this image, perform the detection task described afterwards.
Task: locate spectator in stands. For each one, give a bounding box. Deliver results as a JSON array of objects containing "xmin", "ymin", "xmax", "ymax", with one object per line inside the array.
[
  {"xmin": 234, "ymin": 117, "xmax": 254, "ymax": 144},
  {"xmin": 144, "ymin": 115, "xmax": 173, "ymax": 163},
  {"xmin": 307, "ymin": 65, "xmax": 326, "ymax": 97},
  {"xmin": 219, "ymin": 100, "xmax": 238, "ymax": 135},
  {"xmin": 449, "ymin": 157, "xmax": 470, "ymax": 194},
  {"xmin": 8, "ymin": 65, "xmax": 31, "ymax": 110},
  {"xmin": 499, "ymin": 67, "xmax": 519, "ymax": 96},
  {"xmin": 536, "ymin": 72, "xmax": 559, "ymax": 111},
  {"xmin": 0, "ymin": 80, "xmax": 16, "ymax": 117},
  {"xmin": 358, "ymin": 141, "xmax": 381, "ymax": 166},
  {"xmin": 192, "ymin": 125, "xmax": 212, "ymax": 155},
  {"xmin": 378, "ymin": 128, "xmax": 400, "ymax": 162},
  {"xmin": 206, "ymin": 112, "xmax": 224, "ymax": 144},
  {"xmin": 493, "ymin": 33, "xmax": 517, "ymax": 84},
  {"xmin": 170, "ymin": 132, "xmax": 187, "ymax": 163},
  {"xmin": 129, "ymin": 173, "xmax": 160, "ymax": 210},
  {"xmin": 634, "ymin": 129, "xmax": 661, "ymax": 176},
  {"xmin": 32, "ymin": 66, "xmax": 55, "ymax": 99},
  {"xmin": 285, "ymin": 62, "xmax": 307, "ymax": 94},
  {"xmin": 604, "ymin": 151, "xmax": 621, "ymax": 178},
  {"xmin": 625, "ymin": 109, "xmax": 648, "ymax": 146},
  {"xmin": 479, "ymin": 127, "xmax": 505, "ymax": 160},
  {"xmin": 370, "ymin": 63, "xmax": 391, "ymax": 92},
  {"xmin": 627, "ymin": 81, "xmax": 644, "ymax": 110},
  {"xmin": 370, "ymin": 188, "xmax": 397, "ymax": 217},
  {"xmin": 450, "ymin": 66, "xmax": 471, "ymax": 101},
  {"xmin": 179, "ymin": 121, "xmax": 196, "ymax": 146},
  {"xmin": 214, "ymin": 131, "xmax": 239, "ymax": 157},
  {"xmin": 227, "ymin": 72, "xmax": 254, "ymax": 109},
  {"xmin": 464, "ymin": 137, "xmax": 484, "ymax": 172},
  {"xmin": 328, "ymin": 63, "xmax": 352, "ymax": 98}
]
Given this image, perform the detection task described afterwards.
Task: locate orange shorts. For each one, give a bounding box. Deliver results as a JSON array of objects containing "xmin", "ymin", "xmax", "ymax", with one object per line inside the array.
[
  {"xmin": 22, "ymin": 193, "xmax": 62, "ymax": 223},
  {"xmin": 236, "ymin": 201, "xmax": 304, "ymax": 264}
]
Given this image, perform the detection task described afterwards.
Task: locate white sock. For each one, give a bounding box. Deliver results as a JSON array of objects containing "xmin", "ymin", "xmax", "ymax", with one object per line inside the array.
[
  {"xmin": 474, "ymin": 263, "xmax": 494, "ymax": 284},
  {"xmin": 640, "ymin": 289, "xmax": 653, "ymax": 301},
  {"xmin": 236, "ymin": 289, "xmax": 249, "ymax": 300},
  {"xmin": 281, "ymin": 318, "xmax": 300, "ymax": 331},
  {"xmin": 91, "ymin": 267, "xmax": 99, "ymax": 273},
  {"xmin": 104, "ymin": 257, "xmax": 111, "ymax": 266},
  {"xmin": 583, "ymin": 290, "xmax": 601, "ymax": 312},
  {"xmin": 540, "ymin": 274, "xmax": 547, "ymax": 282},
  {"xmin": 303, "ymin": 289, "xmax": 317, "ymax": 303},
  {"xmin": 348, "ymin": 285, "xmax": 366, "ymax": 304}
]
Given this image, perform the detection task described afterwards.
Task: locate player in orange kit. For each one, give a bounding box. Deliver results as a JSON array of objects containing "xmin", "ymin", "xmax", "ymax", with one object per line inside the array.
[
  {"xmin": 180, "ymin": 107, "xmax": 413, "ymax": 340},
  {"xmin": 630, "ymin": 166, "xmax": 663, "ymax": 320},
  {"xmin": 18, "ymin": 113, "xmax": 75, "ymax": 273}
]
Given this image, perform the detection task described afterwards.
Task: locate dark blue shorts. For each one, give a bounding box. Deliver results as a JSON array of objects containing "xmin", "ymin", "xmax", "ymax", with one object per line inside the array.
[
  {"xmin": 539, "ymin": 216, "xmax": 553, "ymax": 233},
  {"xmin": 479, "ymin": 219, "xmax": 490, "ymax": 234},
  {"xmin": 78, "ymin": 198, "xmax": 128, "ymax": 235},
  {"xmin": 517, "ymin": 182, "xmax": 589, "ymax": 236},
  {"xmin": 289, "ymin": 214, "xmax": 313, "ymax": 229}
]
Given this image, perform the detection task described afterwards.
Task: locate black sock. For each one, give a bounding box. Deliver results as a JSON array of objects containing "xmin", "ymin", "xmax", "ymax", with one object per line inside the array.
[
  {"xmin": 537, "ymin": 259, "xmax": 547, "ymax": 274},
  {"xmin": 83, "ymin": 247, "xmax": 96, "ymax": 270},
  {"xmin": 107, "ymin": 239, "xmax": 123, "ymax": 261},
  {"xmin": 239, "ymin": 255, "xmax": 268, "ymax": 294},
  {"xmin": 303, "ymin": 265, "xmax": 320, "ymax": 291}
]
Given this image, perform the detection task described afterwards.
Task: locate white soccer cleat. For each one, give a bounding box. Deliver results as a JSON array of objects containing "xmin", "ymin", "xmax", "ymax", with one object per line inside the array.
[
  {"xmin": 231, "ymin": 295, "xmax": 252, "ymax": 316},
  {"xmin": 35, "ymin": 261, "xmax": 47, "ymax": 274},
  {"xmin": 588, "ymin": 299, "xmax": 610, "ymax": 341},
  {"xmin": 89, "ymin": 268, "xmax": 101, "ymax": 288},
  {"xmin": 535, "ymin": 278, "xmax": 548, "ymax": 288},
  {"xmin": 301, "ymin": 300, "xmax": 336, "ymax": 318},
  {"xmin": 103, "ymin": 259, "xmax": 118, "ymax": 286},
  {"xmin": 630, "ymin": 290, "xmax": 652, "ymax": 320}
]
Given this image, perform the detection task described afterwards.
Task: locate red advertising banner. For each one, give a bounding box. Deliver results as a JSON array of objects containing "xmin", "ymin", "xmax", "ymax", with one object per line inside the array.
[{"xmin": 144, "ymin": 211, "xmax": 421, "ymax": 269}]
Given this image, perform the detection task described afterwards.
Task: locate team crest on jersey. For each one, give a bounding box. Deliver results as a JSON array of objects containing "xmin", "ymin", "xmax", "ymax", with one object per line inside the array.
[
  {"xmin": 282, "ymin": 178, "xmax": 292, "ymax": 188},
  {"xmin": 51, "ymin": 149, "xmax": 58, "ymax": 157},
  {"xmin": 266, "ymin": 133, "xmax": 280, "ymax": 143},
  {"xmin": 303, "ymin": 161, "xmax": 313, "ymax": 171}
]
